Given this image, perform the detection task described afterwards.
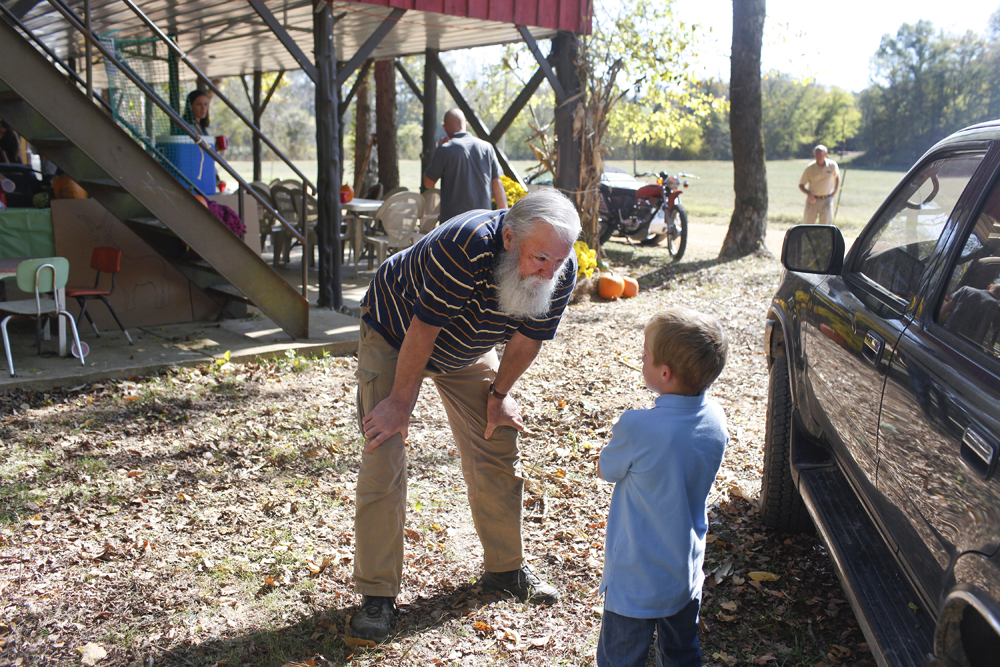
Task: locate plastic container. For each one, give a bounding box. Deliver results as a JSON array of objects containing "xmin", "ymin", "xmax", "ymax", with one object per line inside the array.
[{"xmin": 155, "ymin": 135, "xmax": 215, "ymax": 195}]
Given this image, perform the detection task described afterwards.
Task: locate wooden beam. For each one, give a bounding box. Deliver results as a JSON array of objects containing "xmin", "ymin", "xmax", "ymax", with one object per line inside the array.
[
  {"xmin": 517, "ymin": 25, "xmax": 566, "ymax": 102},
  {"xmin": 421, "ymin": 49, "xmax": 438, "ymax": 188},
  {"xmin": 261, "ymin": 70, "xmax": 284, "ymax": 113},
  {"xmin": 336, "ymin": 7, "xmax": 405, "ymax": 86},
  {"xmin": 428, "ymin": 51, "xmax": 526, "ymax": 190},
  {"xmin": 314, "ymin": 0, "xmax": 342, "ymax": 310},
  {"xmin": 394, "ymin": 59, "xmax": 423, "ymax": 104},
  {"xmin": 249, "ymin": 0, "xmax": 317, "ymax": 83},
  {"xmin": 489, "ymin": 67, "xmax": 545, "ymax": 143}
]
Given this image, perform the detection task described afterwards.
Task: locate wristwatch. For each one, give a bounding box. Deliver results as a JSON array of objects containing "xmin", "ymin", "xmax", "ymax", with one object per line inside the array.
[{"xmin": 489, "ymin": 382, "xmax": 508, "ymax": 400}]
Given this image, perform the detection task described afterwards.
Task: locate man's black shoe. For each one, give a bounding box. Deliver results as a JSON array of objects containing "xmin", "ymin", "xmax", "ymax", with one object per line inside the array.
[
  {"xmin": 481, "ymin": 566, "xmax": 559, "ymax": 605},
  {"xmin": 349, "ymin": 595, "xmax": 397, "ymax": 641}
]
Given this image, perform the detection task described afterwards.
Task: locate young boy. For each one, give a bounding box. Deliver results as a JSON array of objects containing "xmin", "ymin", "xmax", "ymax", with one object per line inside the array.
[{"xmin": 596, "ymin": 307, "xmax": 729, "ymax": 667}]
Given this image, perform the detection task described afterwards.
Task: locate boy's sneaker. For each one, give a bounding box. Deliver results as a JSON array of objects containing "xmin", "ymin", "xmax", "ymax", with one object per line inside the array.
[
  {"xmin": 480, "ymin": 566, "xmax": 559, "ymax": 605},
  {"xmin": 349, "ymin": 596, "xmax": 397, "ymax": 641}
]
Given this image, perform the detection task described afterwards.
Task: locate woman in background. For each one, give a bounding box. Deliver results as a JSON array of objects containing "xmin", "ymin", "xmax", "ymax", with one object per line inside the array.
[{"xmin": 182, "ymin": 90, "xmax": 211, "ymax": 135}]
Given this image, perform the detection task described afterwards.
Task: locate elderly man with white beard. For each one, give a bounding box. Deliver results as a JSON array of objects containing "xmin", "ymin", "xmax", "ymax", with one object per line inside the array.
[{"xmin": 349, "ymin": 189, "xmax": 580, "ymax": 641}]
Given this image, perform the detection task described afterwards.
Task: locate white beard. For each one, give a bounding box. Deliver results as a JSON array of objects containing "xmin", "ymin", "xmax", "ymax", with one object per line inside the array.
[{"xmin": 494, "ymin": 245, "xmax": 563, "ymax": 318}]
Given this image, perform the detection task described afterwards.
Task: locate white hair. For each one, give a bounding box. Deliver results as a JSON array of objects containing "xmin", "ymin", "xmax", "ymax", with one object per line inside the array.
[{"xmin": 503, "ymin": 188, "xmax": 581, "ymax": 246}]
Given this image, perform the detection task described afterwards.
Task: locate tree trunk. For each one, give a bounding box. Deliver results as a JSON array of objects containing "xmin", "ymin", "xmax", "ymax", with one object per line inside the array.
[
  {"xmin": 354, "ymin": 65, "xmax": 377, "ymax": 195},
  {"xmin": 375, "ymin": 60, "xmax": 399, "ymax": 192},
  {"xmin": 720, "ymin": 0, "xmax": 769, "ymax": 260}
]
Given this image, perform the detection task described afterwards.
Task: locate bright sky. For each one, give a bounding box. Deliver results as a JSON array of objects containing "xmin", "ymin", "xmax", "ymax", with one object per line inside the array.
[{"xmin": 676, "ymin": 0, "xmax": 999, "ymax": 92}]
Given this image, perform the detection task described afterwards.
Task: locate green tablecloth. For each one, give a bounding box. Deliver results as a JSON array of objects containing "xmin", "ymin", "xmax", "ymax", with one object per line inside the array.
[{"xmin": 0, "ymin": 208, "xmax": 55, "ymax": 258}]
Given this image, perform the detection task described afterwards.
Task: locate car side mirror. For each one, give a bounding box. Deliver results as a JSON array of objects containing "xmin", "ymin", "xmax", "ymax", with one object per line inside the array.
[{"xmin": 781, "ymin": 225, "xmax": 845, "ymax": 274}]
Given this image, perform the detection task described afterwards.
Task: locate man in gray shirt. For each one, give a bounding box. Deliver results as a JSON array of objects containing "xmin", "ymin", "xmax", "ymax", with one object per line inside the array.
[{"xmin": 423, "ymin": 109, "xmax": 507, "ymax": 222}]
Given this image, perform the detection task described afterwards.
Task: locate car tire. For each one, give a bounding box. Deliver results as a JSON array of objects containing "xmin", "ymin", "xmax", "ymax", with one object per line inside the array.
[{"xmin": 760, "ymin": 354, "xmax": 813, "ymax": 532}]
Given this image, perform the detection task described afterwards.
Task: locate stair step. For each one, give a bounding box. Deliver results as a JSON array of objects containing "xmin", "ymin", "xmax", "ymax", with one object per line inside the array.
[
  {"xmin": 205, "ymin": 283, "xmax": 251, "ymax": 304},
  {"xmin": 127, "ymin": 216, "xmax": 169, "ymax": 230},
  {"xmin": 79, "ymin": 178, "xmax": 123, "ymax": 191},
  {"xmin": 174, "ymin": 258, "xmax": 222, "ymax": 277},
  {"xmin": 799, "ymin": 467, "xmax": 934, "ymax": 667},
  {"xmin": 30, "ymin": 136, "xmax": 73, "ymax": 147}
]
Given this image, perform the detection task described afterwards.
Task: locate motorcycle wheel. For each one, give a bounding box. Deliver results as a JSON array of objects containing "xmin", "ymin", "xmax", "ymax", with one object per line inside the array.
[
  {"xmin": 598, "ymin": 216, "xmax": 615, "ymax": 245},
  {"xmin": 666, "ymin": 204, "xmax": 688, "ymax": 261}
]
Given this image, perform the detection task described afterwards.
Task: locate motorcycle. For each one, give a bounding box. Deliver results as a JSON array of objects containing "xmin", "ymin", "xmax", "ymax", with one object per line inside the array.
[{"xmin": 597, "ymin": 167, "xmax": 695, "ymax": 261}]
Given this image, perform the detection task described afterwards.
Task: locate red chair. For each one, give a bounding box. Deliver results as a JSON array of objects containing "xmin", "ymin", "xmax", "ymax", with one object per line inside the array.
[{"xmin": 65, "ymin": 247, "xmax": 132, "ymax": 344}]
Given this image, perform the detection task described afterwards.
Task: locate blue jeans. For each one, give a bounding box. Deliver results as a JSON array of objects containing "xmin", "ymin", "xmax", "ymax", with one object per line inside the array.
[{"xmin": 597, "ymin": 597, "xmax": 702, "ymax": 667}]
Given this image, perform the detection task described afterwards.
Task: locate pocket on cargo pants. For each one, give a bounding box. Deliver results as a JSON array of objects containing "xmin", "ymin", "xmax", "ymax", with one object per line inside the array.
[{"xmin": 355, "ymin": 369, "xmax": 380, "ymax": 443}]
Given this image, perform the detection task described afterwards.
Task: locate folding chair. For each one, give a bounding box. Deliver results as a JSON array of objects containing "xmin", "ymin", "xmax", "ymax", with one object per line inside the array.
[
  {"xmin": 0, "ymin": 257, "xmax": 86, "ymax": 377},
  {"xmin": 65, "ymin": 247, "xmax": 132, "ymax": 344}
]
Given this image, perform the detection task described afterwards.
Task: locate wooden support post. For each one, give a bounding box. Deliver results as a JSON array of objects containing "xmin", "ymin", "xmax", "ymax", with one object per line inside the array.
[
  {"xmin": 253, "ymin": 70, "xmax": 262, "ymax": 182},
  {"xmin": 552, "ymin": 32, "xmax": 582, "ymax": 199},
  {"xmin": 421, "ymin": 49, "xmax": 438, "ymax": 192},
  {"xmin": 314, "ymin": 0, "xmax": 342, "ymax": 310}
]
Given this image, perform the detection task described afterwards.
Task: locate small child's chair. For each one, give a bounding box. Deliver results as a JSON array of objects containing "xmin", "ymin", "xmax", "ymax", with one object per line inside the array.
[
  {"xmin": 0, "ymin": 257, "xmax": 86, "ymax": 377},
  {"xmin": 65, "ymin": 246, "xmax": 133, "ymax": 344}
]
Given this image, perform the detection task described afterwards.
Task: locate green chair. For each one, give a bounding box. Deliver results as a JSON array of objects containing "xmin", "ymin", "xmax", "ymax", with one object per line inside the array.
[{"xmin": 0, "ymin": 257, "xmax": 86, "ymax": 377}]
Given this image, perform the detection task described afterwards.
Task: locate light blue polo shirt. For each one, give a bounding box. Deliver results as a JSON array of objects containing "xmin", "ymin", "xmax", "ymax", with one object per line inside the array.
[{"xmin": 598, "ymin": 393, "xmax": 728, "ymax": 619}]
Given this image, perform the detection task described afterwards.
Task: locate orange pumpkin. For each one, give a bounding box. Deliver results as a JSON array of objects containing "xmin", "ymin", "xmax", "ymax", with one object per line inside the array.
[
  {"xmin": 622, "ymin": 276, "xmax": 639, "ymax": 298},
  {"xmin": 194, "ymin": 194, "xmax": 208, "ymax": 207},
  {"xmin": 340, "ymin": 184, "xmax": 354, "ymax": 203},
  {"xmin": 598, "ymin": 273, "xmax": 625, "ymax": 300},
  {"xmin": 52, "ymin": 174, "xmax": 87, "ymax": 199}
]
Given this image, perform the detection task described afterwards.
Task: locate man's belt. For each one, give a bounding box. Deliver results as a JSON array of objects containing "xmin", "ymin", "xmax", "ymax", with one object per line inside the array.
[{"xmin": 814, "ymin": 193, "xmax": 834, "ymax": 199}]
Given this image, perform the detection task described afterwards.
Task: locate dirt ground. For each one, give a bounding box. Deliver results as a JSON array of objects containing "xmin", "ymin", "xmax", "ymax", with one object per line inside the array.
[{"xmin": 0, "ymin": 226, "xmax": 873, "ymax": 667}]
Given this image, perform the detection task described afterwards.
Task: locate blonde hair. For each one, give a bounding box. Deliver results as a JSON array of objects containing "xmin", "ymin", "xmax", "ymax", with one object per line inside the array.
[{"xmin": 645, "ymin": 307, "xmax": 728, "ymax": 396}]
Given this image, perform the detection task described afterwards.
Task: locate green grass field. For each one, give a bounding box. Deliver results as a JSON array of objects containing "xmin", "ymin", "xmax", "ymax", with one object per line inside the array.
[{"xmin": 229, "ymin": 157, "xmax": 907, "ymax": 235}]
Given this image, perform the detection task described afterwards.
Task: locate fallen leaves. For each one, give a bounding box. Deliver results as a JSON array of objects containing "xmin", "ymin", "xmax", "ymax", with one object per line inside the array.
[
  {"xmin": 0, "ymin": 253, "xmax": 875, "ymax": 667},
  {"xmin": 78, "ymin": 642, "xmax": 107, "ymax": 665},
  {"xmin": 342, "ymin": 636, "xmax": 376, "ymax": 649}
]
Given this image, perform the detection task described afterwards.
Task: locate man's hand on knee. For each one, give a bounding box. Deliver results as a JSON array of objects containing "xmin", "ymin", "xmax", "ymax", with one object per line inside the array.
[
  {"xmin": 485, "ymin": 394, "xmax": 524, "ymax": 439},
  {"xmin": 362, "ymin": 396, "xmax": 411, "ymax": 451}
]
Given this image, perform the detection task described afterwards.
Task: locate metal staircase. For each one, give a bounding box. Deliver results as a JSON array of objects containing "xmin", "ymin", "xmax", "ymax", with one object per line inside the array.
[{"xmin": 0, "ymin": 17, "xmax": 309, "ymax": 339}]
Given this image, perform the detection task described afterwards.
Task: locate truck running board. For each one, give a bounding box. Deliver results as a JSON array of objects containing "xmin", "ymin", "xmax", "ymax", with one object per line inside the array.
[{"xmin": 799, "ymin": 467, "xmax": 935, "ymax": 667}]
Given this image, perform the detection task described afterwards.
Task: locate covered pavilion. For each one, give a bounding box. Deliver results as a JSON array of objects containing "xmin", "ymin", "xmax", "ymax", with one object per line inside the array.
[{"xmin": 1, "ymin": 0, "xmax": 592, "ymax": 320}]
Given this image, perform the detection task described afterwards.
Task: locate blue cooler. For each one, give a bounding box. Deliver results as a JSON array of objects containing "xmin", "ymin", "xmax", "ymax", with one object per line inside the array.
[{"xmin": 155, "ymin": 135, "xmax": 216, "ymax": 195}]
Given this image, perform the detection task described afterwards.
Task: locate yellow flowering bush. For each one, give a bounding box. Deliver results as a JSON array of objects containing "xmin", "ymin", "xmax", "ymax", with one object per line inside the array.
[
  {"xmin": 575, "ymin": 240, "xmax": 597, "ymax": 279},
  {"xmin": 501, "ymin": 175, "xmax": 527, "ymax": 206}
]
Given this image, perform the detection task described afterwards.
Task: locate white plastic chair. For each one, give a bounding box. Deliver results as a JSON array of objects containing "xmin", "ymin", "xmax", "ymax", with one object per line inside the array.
[
  {"xmin": 364, "ymin": 192, "xmax": 425, "ymax": 266},
  {"xmin": 421, "ymin": 188, "xmax": 441, "ymax": 233},
  {"xmin": 0, "ymin": 257, "xmax": 86, "ymax": 377}
]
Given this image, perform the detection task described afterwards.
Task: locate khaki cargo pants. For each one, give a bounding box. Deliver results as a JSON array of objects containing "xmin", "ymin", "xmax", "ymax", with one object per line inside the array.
[{"xmin": 353, "ymin": 319, "xmax": 524, "ymax": 597}]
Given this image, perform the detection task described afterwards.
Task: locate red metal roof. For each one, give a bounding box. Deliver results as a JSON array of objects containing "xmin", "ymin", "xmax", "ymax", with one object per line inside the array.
[{"xmin": 355, "ymin": 0, "xmax": 592, "ymax": 35}]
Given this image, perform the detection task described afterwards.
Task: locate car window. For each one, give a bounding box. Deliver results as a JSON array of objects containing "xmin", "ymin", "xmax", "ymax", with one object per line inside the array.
[
  {"xmin": 937, "ymin": 178, "xmax": 1000, "ymax": 359},
  {"xmin": 853, "ymin": 153, "xmax": 985, "ymax": 304}
]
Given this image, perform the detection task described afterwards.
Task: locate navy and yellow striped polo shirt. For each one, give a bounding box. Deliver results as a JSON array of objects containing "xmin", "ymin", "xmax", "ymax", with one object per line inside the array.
[{"xmin": 361, "ymin": 208, "xmax": 578, "ymax": 373}]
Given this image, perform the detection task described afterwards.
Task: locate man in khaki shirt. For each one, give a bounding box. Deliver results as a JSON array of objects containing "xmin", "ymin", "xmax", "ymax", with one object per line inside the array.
[{"xmin": 799, "ymin": 145, "xmax": 840, "ymax": 224}]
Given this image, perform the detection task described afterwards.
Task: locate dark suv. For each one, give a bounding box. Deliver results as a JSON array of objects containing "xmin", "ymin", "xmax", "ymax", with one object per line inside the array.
[{"xmin": 763, "ymin": 121, "xmax": 1000, "ymax": 667}]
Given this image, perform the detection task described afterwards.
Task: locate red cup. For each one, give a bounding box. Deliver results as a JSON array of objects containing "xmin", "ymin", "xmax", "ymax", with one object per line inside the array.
[
  {"xmin": 340, "ymin": 191, "xmax": 350, "ymax": 204},
  {"xmin": 218, "ymin": 182, "xmax": 227, "ymax": 193},
  {"xmin": 215, "ymin": 135, "xmax": 228, "ymax": 151}
]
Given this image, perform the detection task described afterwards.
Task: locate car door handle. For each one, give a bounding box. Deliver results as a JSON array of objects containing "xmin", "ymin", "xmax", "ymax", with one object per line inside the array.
[
  {"xmin": 862, "ymin": 331, "xmax": 884, "ymax": 365},
  {"xmin": 962, "ymin": 427, "xmax": 997, "ymax": 477}
]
